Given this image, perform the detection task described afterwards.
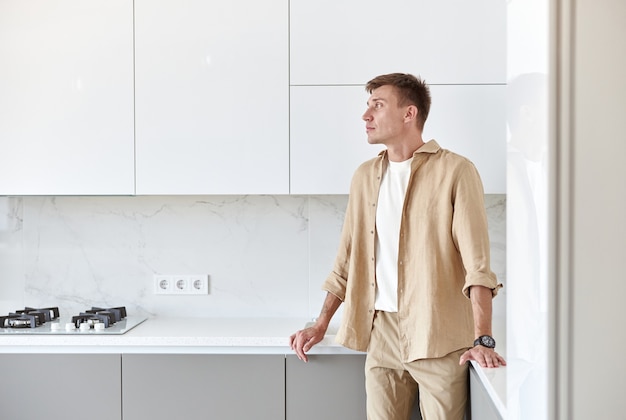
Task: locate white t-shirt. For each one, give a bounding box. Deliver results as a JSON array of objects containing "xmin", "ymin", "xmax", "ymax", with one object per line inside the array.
[{"xmin": 374, "ymin": 157, "xmax": 412, "ymax": 312}]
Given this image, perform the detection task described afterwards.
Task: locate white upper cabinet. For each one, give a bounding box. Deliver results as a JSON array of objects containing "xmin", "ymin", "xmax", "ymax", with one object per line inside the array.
[
  {"xmin": 290, "ymin": 0, "xmax": 506, "ymax": 195},
  {"xmin": 290, "ymin": 0, "xmax": 506, "ymax": 85},
  {"xmin": 291, "ymin": 85, "xmax": 506, "ymax": 194},
  {"xmin": 0, "ymin": 0, "xmax": 135, "ymax": 195},
  {"xmin": 134, "ymin": 0, "xmax": 289, "ymax": 195}
]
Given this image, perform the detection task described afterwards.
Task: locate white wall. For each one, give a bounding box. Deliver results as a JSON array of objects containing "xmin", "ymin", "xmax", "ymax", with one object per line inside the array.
[{"xmin": 554, "ymin": 0, "xmax": 626, "ymax": 418}]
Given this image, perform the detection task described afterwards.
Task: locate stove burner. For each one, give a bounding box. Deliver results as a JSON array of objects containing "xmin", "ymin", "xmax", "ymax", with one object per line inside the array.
[
  {"xmin": 71, "ymin": 306, "xmax": 128, "ymax": 329},
  {"xmin": 86, "ymin": 306, "xmax": 127, "ymax": 323},
  {"xmin": 72, "ymin": 313, "xmax": 113, "ymax": 329},
  {"xmin": 16, "ymin": 307, "xmax": 60, "ymax": 322},
  {"xmin": 0, "ymin": 313, "xmax": 44, "ymax": 329},
  {"xmin": 0, "ymin": 306, "xmax": 60, "ymax": 329}
]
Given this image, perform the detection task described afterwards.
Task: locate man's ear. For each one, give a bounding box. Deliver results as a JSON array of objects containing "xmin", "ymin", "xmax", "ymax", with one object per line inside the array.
[{"xmin": 404, "ymin": 105, "xmax": 418, "ymax": 123}]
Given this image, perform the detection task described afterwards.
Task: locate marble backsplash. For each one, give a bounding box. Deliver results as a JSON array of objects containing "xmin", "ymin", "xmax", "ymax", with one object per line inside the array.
[{"xmin": 0, "ymin": 195, "xmax": 505, "ymax": 320}]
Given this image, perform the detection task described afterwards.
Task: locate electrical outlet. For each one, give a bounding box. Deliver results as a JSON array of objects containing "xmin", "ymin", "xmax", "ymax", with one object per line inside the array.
[
  {"xmin": 154, "ymin": 275, "xmax": 172, "ymax": 294},
  {"xmin": 189, "ymin": 274, "xmax": 209, "ymax": 294},
  {"xmin": 173, "ymin": 276, "xmax": 189, "ymax": 293},
  {"xmin": 154, "ymin": 274, "xmax": 209, "ymax": 295}
]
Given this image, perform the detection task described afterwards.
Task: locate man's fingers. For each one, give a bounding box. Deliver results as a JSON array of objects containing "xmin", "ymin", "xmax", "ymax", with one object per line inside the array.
[
  {"xmin": 459, "ymin": 347, "xmax": 506, "ymax": 368},
  {"xmin": 290, "ymin": 330, "xmax": 311, "ymax": 362}
]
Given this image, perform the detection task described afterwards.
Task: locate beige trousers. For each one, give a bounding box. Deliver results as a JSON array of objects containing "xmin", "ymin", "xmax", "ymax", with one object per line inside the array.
[{"xmin": 365, "ymin": 311, "xmax": 469, "ymax": 420}]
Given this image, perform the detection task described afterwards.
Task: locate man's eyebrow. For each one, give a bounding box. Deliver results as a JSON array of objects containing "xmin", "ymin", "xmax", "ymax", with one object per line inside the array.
[{"xmin": 367, "ymin": 97, "xmax": 387, "ymax": 105}]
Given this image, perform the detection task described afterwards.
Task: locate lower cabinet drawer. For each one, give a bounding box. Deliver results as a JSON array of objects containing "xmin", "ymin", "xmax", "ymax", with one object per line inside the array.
[
  {"xmin": 0, "ymin": 353, "xmax": 122, "ymax": 420},
  {"xmin": 286, "ymin": 354, "xmax": 367, "ymax": 420},
  {"xmin": 122, "ymin": 354, "xmax": 285, "ymax": 420}
]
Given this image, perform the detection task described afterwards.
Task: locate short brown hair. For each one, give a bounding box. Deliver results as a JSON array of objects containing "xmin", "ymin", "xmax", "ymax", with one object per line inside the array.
[{"xmin": 365, "ymin": 73, "xmax": 431, "ymax": 129}]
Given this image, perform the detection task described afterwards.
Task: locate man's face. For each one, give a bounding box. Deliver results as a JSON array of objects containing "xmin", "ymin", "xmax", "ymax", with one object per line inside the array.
[{"xmin": 362, "ymin": 85, "xmax": 408, "ymax": 146}]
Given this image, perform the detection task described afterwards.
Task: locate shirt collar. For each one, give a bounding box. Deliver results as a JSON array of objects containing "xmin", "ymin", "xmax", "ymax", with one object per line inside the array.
[{"xmin": 377, "ymin": 139, "xmax": 441, "ymax": 159}]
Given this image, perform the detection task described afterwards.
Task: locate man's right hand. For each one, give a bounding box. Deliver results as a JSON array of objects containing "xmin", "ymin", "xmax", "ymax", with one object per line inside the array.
[{"xmin": 289, "ymin": 324, "xmax": 327, "ymax": 363}]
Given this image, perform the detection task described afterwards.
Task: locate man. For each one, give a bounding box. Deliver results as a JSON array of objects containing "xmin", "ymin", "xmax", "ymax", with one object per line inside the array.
[{"xmin": 289, "ymin": 73, "xmax": 505, "ymax": 419}]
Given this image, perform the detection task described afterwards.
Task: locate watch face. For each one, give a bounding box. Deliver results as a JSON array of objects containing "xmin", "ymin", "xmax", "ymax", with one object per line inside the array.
[{"xmin": 480, "ymin": 335, "xmax": 496, "ymax": 348}]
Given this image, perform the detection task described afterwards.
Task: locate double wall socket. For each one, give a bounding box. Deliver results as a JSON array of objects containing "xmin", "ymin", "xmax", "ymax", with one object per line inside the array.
[{"xmin": 154, "ymin": 274, "xmax": 209, "ymax": 295}]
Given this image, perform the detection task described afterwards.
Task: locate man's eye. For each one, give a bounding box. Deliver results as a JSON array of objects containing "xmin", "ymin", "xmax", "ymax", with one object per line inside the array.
[{"xmin": 374, "ymin": 103, "xmax": 382, "ymax": 109}]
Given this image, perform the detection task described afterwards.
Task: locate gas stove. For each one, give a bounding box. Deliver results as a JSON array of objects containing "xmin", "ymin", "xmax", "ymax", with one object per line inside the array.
[{"xmin": 0, "ymin": 306, "xmax": 146, "ymax": 335}]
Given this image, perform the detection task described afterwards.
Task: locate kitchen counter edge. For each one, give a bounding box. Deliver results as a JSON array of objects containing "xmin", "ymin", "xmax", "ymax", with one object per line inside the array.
[{"xmin": 0, "ymin": 317, "xmax": 360, "ymax": 355}]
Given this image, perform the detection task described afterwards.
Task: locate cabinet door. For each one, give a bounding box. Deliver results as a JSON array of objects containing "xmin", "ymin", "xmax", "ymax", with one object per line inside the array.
[
  {"xmin": 122, "ymin": 354, "xmax": 285, "ymax": 420},
  {"xmin": 469, "ymin": 365, "xmax": 503, "ymax": 420},
  {"xmin": 286, "ymin": 354, "xmax": 367, "ymax": 420},
  {"xmin": 290, "ymin": 0, "xmax": 505, "ymax": 86},
  {"xmin": 134, "ymin": 0, "xmax": 289, "ymax": 194},
  {"xmin": 290, "ymin": 85, "xmax": 506, "ymax": 194},
  {"xmin": 0, "ymin": 0, "xmax": 134, "ymax": 195},
  {"xmin": 0, "ymin": 354, "xmax": 121, "ymax": 420}
]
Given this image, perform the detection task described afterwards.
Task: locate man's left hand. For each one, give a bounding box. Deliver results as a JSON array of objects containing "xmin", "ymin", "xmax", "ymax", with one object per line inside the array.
[{"xmin": 459, "ymin": 346, "xmax": 506, "ymax": 368}]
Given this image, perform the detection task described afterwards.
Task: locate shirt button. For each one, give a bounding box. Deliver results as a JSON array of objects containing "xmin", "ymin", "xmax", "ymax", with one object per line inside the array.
[
  {"xmin": 399, "ymin": 261, "xmax": 403, "ymax": 265},
  {"xmin": 370, "ymin": 230, "xmax": 374, "ymax": 234},
  {"xmin": 368, "ymin": 309, "xmax": 373, "ymax": 314},
  {"xmin": 371, "ymin": 282, "xmax": 375, "ymax": 287}
]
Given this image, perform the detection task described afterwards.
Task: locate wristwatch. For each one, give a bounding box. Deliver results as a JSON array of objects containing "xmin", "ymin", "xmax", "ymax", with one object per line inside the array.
[{"xmin": 473, "ymin": 335, "xmax": 496, "ymax": 349}]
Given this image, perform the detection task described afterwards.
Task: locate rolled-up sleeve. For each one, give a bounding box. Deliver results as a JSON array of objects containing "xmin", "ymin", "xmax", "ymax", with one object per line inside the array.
[
  {"xmin": 452, "ymin": 161, "xmax": 502, "ymax": 298},
  {"xmin": 321, "ymin": 179, "xmax": 357, "ymax": 302}
]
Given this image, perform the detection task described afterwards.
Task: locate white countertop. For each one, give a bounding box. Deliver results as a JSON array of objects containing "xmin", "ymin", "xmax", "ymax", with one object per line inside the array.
[{"xmin": 0, "ymin": 317, "xmax": 356, "ymax": 355}]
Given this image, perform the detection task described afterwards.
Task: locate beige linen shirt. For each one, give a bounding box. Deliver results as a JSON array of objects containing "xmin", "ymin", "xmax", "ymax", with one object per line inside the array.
[{"xmin": 322, "ymin": 140, "xmax": 501, "ymax": 362}]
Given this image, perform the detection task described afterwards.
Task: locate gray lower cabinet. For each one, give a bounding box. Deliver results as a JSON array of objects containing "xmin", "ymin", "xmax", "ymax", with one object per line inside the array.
[
  {"xmin": 122, "ymin": 354, "xmax": 285, "ymax": 420},
  {"xmin": 0, "ymin": 352, "xmax": 380, "ymax": 420},
  {"xmin": 469, "ymin": 365, "xmax": 503, "ymax": 420},
  {"xmin": 285, "ymin": 354, "xmax": 367, "ymax": 420},
  {"xmin": 0, "ymin": 353, "xmax": 122, "ymax": 420}
]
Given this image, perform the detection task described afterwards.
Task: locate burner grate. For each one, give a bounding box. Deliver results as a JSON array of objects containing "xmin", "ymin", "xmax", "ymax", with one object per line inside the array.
[
  {"xmin": 0, "ymin": 313, "xmax": 43, "ymax": 329},
  {"xmin": 16, "ymin": 307, "xmax": 60, "ymax": 322}
]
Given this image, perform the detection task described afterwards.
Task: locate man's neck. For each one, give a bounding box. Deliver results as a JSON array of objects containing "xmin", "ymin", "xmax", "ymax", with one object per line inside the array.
[{"xmin": 386, "ymin": 136, "xmax": 425, "ymax": 162}]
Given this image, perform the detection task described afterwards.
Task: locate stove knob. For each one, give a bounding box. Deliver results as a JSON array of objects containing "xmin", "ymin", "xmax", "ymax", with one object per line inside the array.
[
  {"xmin": 65, "ymin": 323, "xmax": 76, "ymax": 330},
  {"xmin": 50, "ymin": 323, "xmax": 61, "ymax": 331},
  {"xmin": 79, "ymin": 323, "xmax": 91, "ymax": 331},
  {"xmin": 94, "ymin": 323, "xmax": 105, "ymax": 331}
]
